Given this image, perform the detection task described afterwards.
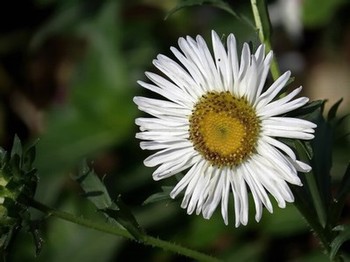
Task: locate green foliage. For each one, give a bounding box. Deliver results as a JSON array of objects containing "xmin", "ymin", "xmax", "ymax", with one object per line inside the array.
[
  {"xmin": 166, "ymin": 0, "xmax": 240, "ymax": 20},
  {"xmin": 143, "ymin": 186, "xmax": 174, "ymax": 205},
  {"xmin": 328, "ymin": 98, "xmax": 344, "ymax": 122},
  {"xmin": 288, "ymin": 99, "xmax": 350, "ymax": 259},
  {"xmin": 287, "ymin": 100, "xmax": 326, "ymax": 118},
  {"xmin": 13, "ymin": 197, "xmax": 122, "ymax": 262},
  {"xmin": 302, "ymin": 0, "xmax": 347, "ymax": 27},
  {"xmin": 75, "ymin": 160, "xmax": 113, "ymax": 210},
  {"xmin": 34, "ymin": 0, "xmax": 136, "ymax": 175},
  {"xmin": 0, "ymin": 136, "xmax": 39, "ymax": 256},
  {"xmin": 74, "ymin": 160, "xmax": 144, "ymax": 241},
  {"xmin": 330, "ymin": 225, "xmax": 350, "ymax": 261},
  {"xmin": 333, "ymin": 163, "xmax": 350, "ymax": 217}
]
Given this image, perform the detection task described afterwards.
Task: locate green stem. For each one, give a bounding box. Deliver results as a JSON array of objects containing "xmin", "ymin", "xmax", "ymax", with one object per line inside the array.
[
  {"xmin": 28, "ymin": 198, "xmax": 221, "ymax": 262},
  {"xmin": 250, "ymin": 0, "xmax": 280, "ymax": 81},
  {"xmin": 292, "ymin": 141, "xmax": 332, "ymax": 255},
  {"xmin": 305, "ymin": 172, "xmax": 327, "ymax": 229}
]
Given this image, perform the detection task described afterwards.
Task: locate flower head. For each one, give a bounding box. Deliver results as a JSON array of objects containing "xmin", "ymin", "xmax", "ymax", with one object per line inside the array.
[{"xmin": 134, "ymin": 31, "xmax": 316, "ymax": 226}]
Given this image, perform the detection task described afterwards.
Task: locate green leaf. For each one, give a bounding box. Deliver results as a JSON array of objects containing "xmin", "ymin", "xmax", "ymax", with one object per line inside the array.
[
  {"xmin": 309, "ymin": 110, "xmax": 333, "ymax": 223},
  {"xmin": 103, "ymin": 196, "xmax": 145, "ymax": 241},
  {"xmin": 27, "ymin": 221, "xmax": 44, "ymax": 256},
  {"xmin": 74, "ymin": 160, "xmax": 144, "ymax": 241},
  {"xmin": 299, "ymin": 140, "xmax": 313, "ymax": 160},
  {"xmin": 143, "ymin": 186, "xmax": 174, "ymax": 205},
  {"xmin": 10, "ymin": 135, "xmax": 22, "ymax": 159},
  {"xmin": 0, "ymin": 147, "xmax": 6, "ymax": 163},
  {"xmin": 286, "ymin": 100, "xmax": 325, "ymax": 118},
  {"xmin": 22, "ymin": 139, "xmax": 38, "ymax": 172},
  {"xmin": 331, "ymin": 163, "xmax": 350, "ymax": 226},
  {"xmin": 74, "ymin": 160, "xmax": 112, "ymax": 210},
  {"xmin": 166, "ymin": 0, "xmax": 240, "ymax": 20},
  {"xmin": 330, "ymin": 225, "xmax": 350, "ymax": 260},
  {"xmin": 327, "ymin": 98, "xmax": 343, "ymax": 122},
  {"xmin": 294, "ymin": 140, "xmax": 327, "ymax": 228},
  {"xmin": 336, "ymin": 114, "xmax": 349, "ymax": 127},
  {"xmin": 285, "ymin": 76, "xmax": 295, "ymax": 86},
  {"xmin": 335, "ymin": 163, "xmax": 350, "ymax": 202}
]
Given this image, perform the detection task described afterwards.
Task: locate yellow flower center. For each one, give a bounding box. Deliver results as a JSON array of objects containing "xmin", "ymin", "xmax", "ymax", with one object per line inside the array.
[{"xmin": 189, "ymin": 91, "xmax": 260, "ymax": 167}]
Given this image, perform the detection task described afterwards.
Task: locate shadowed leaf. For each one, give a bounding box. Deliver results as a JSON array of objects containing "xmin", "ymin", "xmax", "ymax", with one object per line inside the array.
[
  {"xmin": 166, "ymin": 0, "xmax": 240, "ymax": 20},
  {"xmin": 103, "ymin": 196, "xmax": 145, "ymax": 241},
  {"xmin": 330, "ymin": 225, "xmax": 350, "ymax": 260},
  {"xmin": 328, "ymin": 98, "xmax": 343, "ymax": 122},
  {"xmin": 331, "ymin": 163, "xmax": 350, "ymax": 226},
  {"xmin": 143, "ymin": 186, "xmax": 174, "ymax": 205},
  {"xmin": 10, "ymin": 135, "xmax": 22, "ymax": 159}
]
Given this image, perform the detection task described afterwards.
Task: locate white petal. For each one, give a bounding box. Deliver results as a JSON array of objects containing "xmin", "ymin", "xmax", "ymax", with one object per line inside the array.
[
  {"xmin": 255, "ymin": 51, "xmax": 273, "ymax": 101},
  {"xmin": 260, "ymin": 97, "xmax": 309, "ymax": 118},
  {"xmin": 170, "ymin": 160, "xmax": 205, "ymax": 198},
  {"xmin": 196, "ymin": 34, "xmax": 222, "ymax": 91},
  {"xmin": 178, "ymin": 37, "xmax": 212, "ymax": 91},
  {"xmin": 229, "ymin": 168, "xmax": 249, "ymax": 227},
  {"xmin": 238, "ymin": 43, "xmax": 251, "ymax": 81},
  {"xmin": 256, "ymin": 71, "xmax": 291, "ymax": 110},
  {"xmin": 227, "ymin": 34, "xmax": 239, "ymax": 84},
  {"xmin": 256, "ymin": 141, "xmax": 302, "ymax": 185},
  {"xmin": 261, "ymin": 135, "xmax": 296, "ymax": 161},
  {"xmin": 289, "ymin": 158, "xmax": 312, "ymax": 173},
  {"xmin": 252, "ymin": 159, "xmax": 292, "ymax": 207},
  {"xmin": 135, "ymin": 117, "xmax": 188, "ymax": 132},
  {"xmin": 142, "ymin": 73, "xmax": 195, "ymax": 106},
  {"xmin": 243, "ymin": 56, "xmax": 259, "ymax": 103},
  {"xmin": 263, "ymin": 117, "xmax": 317, "ymax": 130},
  {"xmin": 242, "ymin": 161, "xmax": 273, "ymax": 221},
  {"xmin": 140, "ymin": 140, "xmax": 190, "ymax": 151},
  {"xmin": 212, "ymin": 30, "xmax": 231, "ymax": 91},
  {"xmin": 262, "ymin": 117, "xmax": 316, "ymax": 140},
  {"xmin": 153, "ymin": 153, "xmax": 200, "ymax": 180},
  {"xmin": 235, "ymin": 43, "xmax": 251, "ymax": 97},
  {"xmin": 133, "ymin": 96, "xmax": 191, "ymax": 117},
  {"xmin": 181, "ymin": 174, "xmax": 201, "ymax": 211},
  {"xmin": 181, "ymin": 161, "xmax": 208, "ymax": 211},
  {"xmin": 187, "ymin": 163, "xmax": 213, "ymax": 215},
  {"xmin": 254, "ymin": 44, "xmax": 265, "ymax": 65},
  {"xmin": 136, "ymin": 130, "xmax": 188, "ymax": 141},
  {"xmin": 144, "ymin": 145, "xmax": 193, "ymax": 167},
  {"xmin": 221, "ymin": 169, "xmax": 230, "ymax": 225},
  {"xmin": 202, "ymin": 168, "xmax": 225, "ymax": 220},
  {"xmin": 170, "ymin": 46, "xmax": 207, "ymax": 93}
]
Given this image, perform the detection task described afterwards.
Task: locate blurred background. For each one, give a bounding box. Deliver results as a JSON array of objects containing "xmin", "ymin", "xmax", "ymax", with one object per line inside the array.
[{"xmin": 0, "ymin": 0, "xmax": 349, "ymax": 261}]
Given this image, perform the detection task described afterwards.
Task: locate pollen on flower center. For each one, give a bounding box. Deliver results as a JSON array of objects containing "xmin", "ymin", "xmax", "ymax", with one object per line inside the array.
[{"xmin": 189, "ymin": 91, "xmax": 260, "ymax": 167}]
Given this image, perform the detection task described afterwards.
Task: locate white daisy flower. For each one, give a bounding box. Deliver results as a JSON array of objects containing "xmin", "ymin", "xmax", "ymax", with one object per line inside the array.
[{"xmin": 134, "ymin": 30, "xmax": 316, "ymax": 227}]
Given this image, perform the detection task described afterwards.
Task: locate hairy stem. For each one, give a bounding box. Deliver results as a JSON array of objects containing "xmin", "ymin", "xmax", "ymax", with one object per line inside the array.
[{"xmin": 28, "ymin": 198, "xmax": 221, "ymax": 262}]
